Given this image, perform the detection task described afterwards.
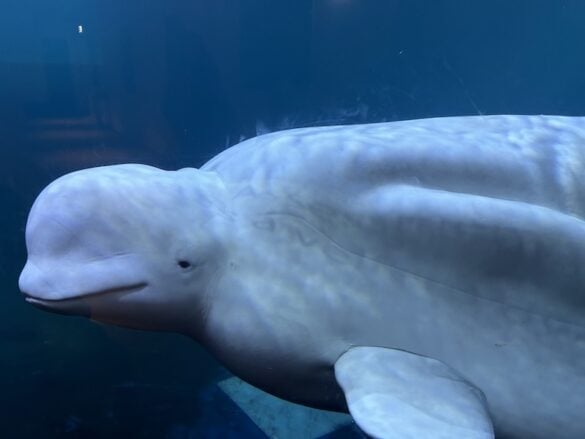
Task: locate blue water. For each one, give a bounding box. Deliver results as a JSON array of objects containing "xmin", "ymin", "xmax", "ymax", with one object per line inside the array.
[{"xmin": 1, "ymin": 1, "xmax": 584, "ymax": 437}]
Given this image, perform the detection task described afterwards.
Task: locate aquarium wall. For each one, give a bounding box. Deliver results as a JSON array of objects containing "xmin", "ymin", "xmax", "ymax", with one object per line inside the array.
[{"xmin": 1, "ymin": 1, "xmax": 585, "ymax": 438}]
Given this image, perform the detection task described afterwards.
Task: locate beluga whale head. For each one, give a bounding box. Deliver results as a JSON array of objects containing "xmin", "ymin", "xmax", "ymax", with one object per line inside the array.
[{"xmin": 19, "ymin": 164, "xmax": 231, "ymax": 337}]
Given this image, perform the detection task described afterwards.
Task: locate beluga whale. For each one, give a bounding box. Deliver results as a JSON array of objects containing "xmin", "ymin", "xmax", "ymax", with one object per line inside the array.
[{"xmin": 19, "ymin": 115, "xmax": 585, "ymax": 438}]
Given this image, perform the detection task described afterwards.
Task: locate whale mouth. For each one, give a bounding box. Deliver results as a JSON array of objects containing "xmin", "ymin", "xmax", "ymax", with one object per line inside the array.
[{"xmin": 23, "ymin": 282, "xmax": 148, "ymax": 316}]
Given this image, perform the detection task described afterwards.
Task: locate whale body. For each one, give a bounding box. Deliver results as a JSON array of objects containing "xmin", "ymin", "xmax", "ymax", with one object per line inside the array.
[{"xmin": 19, "ymin": 115, "xmax": 585, "ymax": 438}]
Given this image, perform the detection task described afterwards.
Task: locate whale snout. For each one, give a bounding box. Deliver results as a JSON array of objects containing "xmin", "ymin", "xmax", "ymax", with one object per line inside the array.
[
  {"xmin": 19, "ymin": 260, "xmax": 53, "ymax": 300},
  {"xmin": 19, "ymin": 257, "xmax": 148, "ymax": 318},
  {"xmin": 19, "ymin": 260, "xmax": 88, "ymax": 315}
]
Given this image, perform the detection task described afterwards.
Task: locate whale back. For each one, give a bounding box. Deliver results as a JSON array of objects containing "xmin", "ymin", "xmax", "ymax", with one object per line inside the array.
[{"xmin": 202, "ymin": 115, "xmax": 585, "ymax": 327}]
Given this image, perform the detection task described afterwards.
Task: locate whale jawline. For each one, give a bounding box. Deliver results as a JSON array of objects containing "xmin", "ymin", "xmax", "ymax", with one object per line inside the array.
[{"xmin": 23, "ymin": 282, "xmax": 148, "ymax": 316}]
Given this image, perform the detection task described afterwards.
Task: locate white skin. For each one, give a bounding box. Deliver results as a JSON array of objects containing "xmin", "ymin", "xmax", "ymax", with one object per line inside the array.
[
  {"xmin": 20, "ymin": 115, "xmax": 585, "ymax": 438},
  {"xmin": 20, "ymin": 165, "xmax": 229, "ymax": 336}
]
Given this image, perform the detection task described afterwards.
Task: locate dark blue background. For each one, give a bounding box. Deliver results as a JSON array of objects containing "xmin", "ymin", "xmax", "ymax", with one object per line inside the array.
[{"xmin": 1, "ymin": 1, "xmax": 584, "ymax": 437}]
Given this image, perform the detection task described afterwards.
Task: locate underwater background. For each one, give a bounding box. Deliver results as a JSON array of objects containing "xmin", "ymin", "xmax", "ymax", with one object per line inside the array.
[{"xmin": 1, "ymin": 1, "xmax": 584, "ymax": 438}]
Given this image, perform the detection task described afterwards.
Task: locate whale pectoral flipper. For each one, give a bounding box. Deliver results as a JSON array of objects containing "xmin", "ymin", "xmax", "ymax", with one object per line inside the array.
[{"xmin": 334, "ymin": 346, "xmax": 494, "ymax": 439}]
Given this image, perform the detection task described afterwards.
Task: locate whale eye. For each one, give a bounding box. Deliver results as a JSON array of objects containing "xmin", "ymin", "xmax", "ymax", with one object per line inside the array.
[{"xmin": 177, "ymin": 260, "xmax": 192, "ymax": 269}]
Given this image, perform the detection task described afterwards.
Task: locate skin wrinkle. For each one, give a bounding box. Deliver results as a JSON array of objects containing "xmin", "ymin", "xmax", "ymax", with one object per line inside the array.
[{"xmin": 262, "ymin": 210, "xmax": 585, "ymax": 331}]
